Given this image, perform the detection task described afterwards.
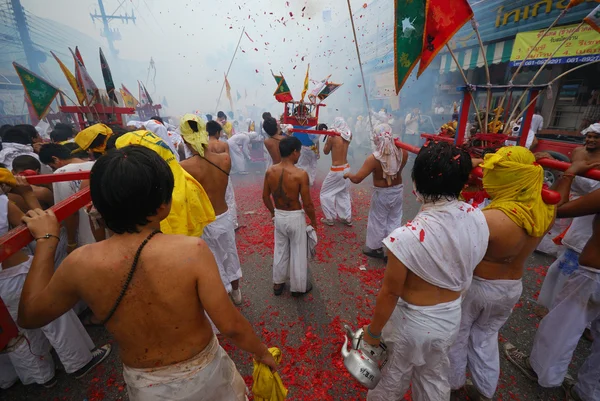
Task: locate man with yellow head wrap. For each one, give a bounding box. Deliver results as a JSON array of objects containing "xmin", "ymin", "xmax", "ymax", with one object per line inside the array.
[
  {"xmin": 115, "ymin": 130, "xmax": 215, "ymax": 236},
  {"xmin": 449, "ymin": 146, "xmax": 555, "ymax": 400},
  {"xmin": 179, "ymin": 115, "xmax": 244, "ymax": 305},
  {"xmin": 73, "ymin": 123, "xmax": 113, "ymax": 159}
]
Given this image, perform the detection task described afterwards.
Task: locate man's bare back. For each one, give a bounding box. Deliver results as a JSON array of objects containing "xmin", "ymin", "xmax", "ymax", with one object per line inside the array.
[
  {"xmin": 324, "ymin": 136, "xmax": 349, "ymax": 166},
  {"xmin": 264, "ymin": 164, "xmax": 305, "ymax": 211},
  {"xmin": 181, "ymin": 151, "xmax": 230, "ymax": 215},
  {"xmin": 208, "ymin": 138, "xmax": 229, "ymax": 155},
  {"xmin": 345, "ymin": 152, "xmax": 408, "ymax": 187},
  {"xmin": 265, "ymin": 136, "xmax": 284, "ymax": 164},
  {"xmin": 474, "ymin": 209, "xmax": 554, "ymax": 280}
]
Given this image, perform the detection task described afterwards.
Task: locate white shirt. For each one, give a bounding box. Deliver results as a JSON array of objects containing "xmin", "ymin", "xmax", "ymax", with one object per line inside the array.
[
  {"xmin": 434, "ymin": 107, "xmax": 445, "ymax": 115},
  {"xmin": 405, "ymin": 113, "xmax": 419, "ymax": 135},
  {"xmin": 52, "ymin": 161, "xmax": 96, "ymax": 247},
  {"xmin": 531, "ymin": 114, "xmax": 544, "ymax": 133}
]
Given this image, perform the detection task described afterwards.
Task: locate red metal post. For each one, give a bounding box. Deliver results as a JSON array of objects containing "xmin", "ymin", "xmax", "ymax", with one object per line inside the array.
[
  {"xmin": 455, "ymin": 91, "xmax": 472, "ymax": 146},
  {"xmin": 519, "ymin": 89, "xmax": 538, "ymax": 147},
  {"xmin": 0, "ymin": 188, "xmax": 91, "ymax": 263}
]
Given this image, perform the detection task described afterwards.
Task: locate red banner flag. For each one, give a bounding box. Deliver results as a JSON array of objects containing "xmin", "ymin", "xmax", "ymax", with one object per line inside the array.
[{"xmin": 417, "ymin": 0, "xmax": 473, "ymax": 77}]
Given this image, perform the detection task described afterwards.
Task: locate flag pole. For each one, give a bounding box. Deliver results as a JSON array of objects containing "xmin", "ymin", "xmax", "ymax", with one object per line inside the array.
[
  {"xmin": 346, "ymin": 0, "xmax": 375, "ymax": 135},
  {"xmin": 503, "ymin": 21, "xmax": 585, "ymax": 134},
  {"xmin": 446, "ymin": 44, "xmax": 484, "ymax": 133},
  {"xmin": 471, "ymin": 18, "xmax": 491, "ymax": 133},
  {"xmin": 216, "ymin": 27, "xmax": 245, "ymax": 113}
]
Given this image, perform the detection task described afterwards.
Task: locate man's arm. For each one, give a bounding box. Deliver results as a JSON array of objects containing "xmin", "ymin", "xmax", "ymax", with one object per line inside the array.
[
  {"xmin": 299, "ymin": 171, "xmax": 317, "ymax": 227},
  {"xmin": 262, "ymin": 171, "xmax": 275, "ymax": 218},
  {"xmin": 558, "ymin": 187, "xmax": 600, "ymax": 218},
  {"xmin": 323, "ymin": 137, "xmax": 333, "ymax": 155},
  {"xmin": 363, "ymin": 252, "xmax": 407, "ymax": 345},
  {"xmin": 553, "ymin": 160, "xmax": 600, "ymax": 208},
  {"xmin": 344, "ymin": 155, "xmax": 376, "ymax": 184},
  {"xmin": 11, "ymin": 177, "xmax": 42, "ymax": 211},
  {"xmin": 18, "ymin": 209, "xmax": 80, "ymax": 329},
  {"xmin": 194, "ymin": 240, "xmax": 277, "ymax": 370}
]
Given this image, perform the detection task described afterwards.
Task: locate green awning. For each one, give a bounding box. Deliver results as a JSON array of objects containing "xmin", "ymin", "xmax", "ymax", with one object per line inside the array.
[{"xmin": 439, "ymin": 40, "xmax": 514, "ymax": 74}]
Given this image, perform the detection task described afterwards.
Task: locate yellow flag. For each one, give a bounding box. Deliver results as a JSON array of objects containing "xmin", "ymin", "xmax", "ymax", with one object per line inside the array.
[
  {"xmin": 51, "ymin": 51, "xmax": 85, "ymax": 105},
  {"xmin": 300, "ymin": 64, "xmax": 310, "ymax": 102}
]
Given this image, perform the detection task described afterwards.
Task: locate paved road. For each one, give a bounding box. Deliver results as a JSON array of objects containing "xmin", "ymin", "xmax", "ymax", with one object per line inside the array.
[{"xmin": 2, "ymin": 156, "xmax": 592, "ymax": 401}]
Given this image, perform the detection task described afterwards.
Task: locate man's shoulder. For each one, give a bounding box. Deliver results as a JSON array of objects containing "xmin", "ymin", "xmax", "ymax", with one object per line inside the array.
[{"xmin": 55, "ymin": 161, "xmax": 94, "ymax": 174}]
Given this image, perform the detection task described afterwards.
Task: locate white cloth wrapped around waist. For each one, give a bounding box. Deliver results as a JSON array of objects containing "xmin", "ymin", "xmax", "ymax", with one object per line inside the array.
[
  {"xmin": 123, "ymin": 335, "xmax": 247, "ymax": 401},
  {"xmin": 382, "ymin": 200, "xmax": 489, "ymax": 292}
]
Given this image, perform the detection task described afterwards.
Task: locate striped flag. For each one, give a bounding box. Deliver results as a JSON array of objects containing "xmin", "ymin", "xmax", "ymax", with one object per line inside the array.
[
  {"xmin": 308, "ymin": 75, "xmax": 331, "ymax": 103},
  {"xmin": 50, "ymin": 51, "xmax": 85, "ymax": 105},
  {"xmin": 585, "ymin": 5, "xmax": 600, "ymax": 33},
  {"xmin": 70, "ymin": 47, "xmax": 98, "ymax": 105}
]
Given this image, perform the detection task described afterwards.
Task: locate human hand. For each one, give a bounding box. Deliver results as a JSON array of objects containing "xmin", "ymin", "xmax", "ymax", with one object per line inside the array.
[
  {"xmin": 255, "ymin": 347, "xmax": 278, "ymax": 371},
  {"xmin": 362, "ymin": 325, "xmax": 381, "ymax": 347},
  {"xmin": 22, "ymin": 209, "xmax": 60, "ymax": 239},
  {"xmin": 566, "ymin": 160, "xmax": 600, "ymax": 176},
  {"xmin": 534, "ymin": 152, "xmax": 553, "ymax": 161},
  {"xmin": 471, "ymin": 158, "xmax": 483, "ymax": 169},
  {"xmin": 32, "ymin": 142, "xmax": 43, "ymax": 154},
  {"xmin": 343, "ymin": 173, "xmax": 349, "ymax": 179},
  {"xmin": 11, "ymin": 176, "xmax": 33, "ymax": 196}
]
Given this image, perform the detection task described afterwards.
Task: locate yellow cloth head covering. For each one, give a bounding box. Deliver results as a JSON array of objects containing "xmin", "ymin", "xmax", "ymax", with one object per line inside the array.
[
  {"xmin": 252, "ymin": 347, "xmax": 287, "ymax": 401},
  {"xmin": 222, "ymin": 121, "xmax": 233, "ymax": 138},
  {"xmin": 179, "ymin": 114, "xmax": 209, "ymax": 157},
  {"xmin": 74, "ymin": 123, "xmax": 113, "ymax": 154},
  {"xmin": 482, "ymin": 146, "xmax": 555, "ymax": 237},
  {"xmin": 115, "ymin": 130, "xmax": 215, "ymax": 236},
  {"xmin": 0, "ymin": 168, "xmax": 16, "ymax": 187}
]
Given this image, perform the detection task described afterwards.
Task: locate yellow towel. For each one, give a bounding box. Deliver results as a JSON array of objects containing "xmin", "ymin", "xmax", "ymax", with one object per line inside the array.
[
  {"xmin": 115, "ymin": 130, "xmax": 215, "ymax": 236},
  {"xmin": 222, "ymin": 121, "xmax": 234, "ymax": 138},
  {"xmin": 482, "ymin": 146, "xmax": 555, "ymax": 237},
  {"xmin": 0, "ymin": 168, "xmax": 16, "ymax": 186},
  {"xmin": 179, "ymin": 114, "xmax": 209, "ymax": 156},
  {"xmin": 74, "ymin": 123, "xmax": 113, "ymax": 154},
  {"xmin": 252, "ymin": 348, "xmax": 287, "ymax": 401}
]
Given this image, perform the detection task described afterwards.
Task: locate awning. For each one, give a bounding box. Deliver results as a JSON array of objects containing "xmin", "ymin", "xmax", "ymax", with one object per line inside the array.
[{"xmin": 439, "ymin": 40, "xmax": 514, "ymax": 74}]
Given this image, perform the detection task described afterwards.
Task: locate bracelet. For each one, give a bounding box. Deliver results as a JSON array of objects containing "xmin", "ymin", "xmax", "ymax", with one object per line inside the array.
[
  {"xmin": 35, "ymin": 234, "xmax": 60, "ymax": 242},
  {"xmin": 562, "ymin": 173, "xmax": 576, "ymax": 180},
  {"xmin": 67, "ymin": 242, "xmax": 77, "ymax": 247},
  {"xmin": 366, "ymin": 324, "xmax": 381, "ymax": 340}
]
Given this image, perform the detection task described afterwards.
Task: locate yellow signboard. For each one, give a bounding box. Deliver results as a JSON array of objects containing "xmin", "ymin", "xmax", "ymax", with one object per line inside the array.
[{"xmin": 510, "ymin": 23, "xmax": 600, "ymax": 66}]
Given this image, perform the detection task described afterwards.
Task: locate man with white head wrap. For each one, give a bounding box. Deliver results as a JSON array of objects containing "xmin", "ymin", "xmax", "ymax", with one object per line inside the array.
[
  {"xmin": 179, "ymin": 115, "xmax": 244, "ymax": 305},
  {"xmin": 362, "ymin": 141, "xmax": 489, "ymax": 401},
  {"xmin": 344, "ymin": 123, "xmax": 408, "ymax": 259},
  {"xmin": 320, "ymin": 117, "xmax": 353, "ymax": 226}
]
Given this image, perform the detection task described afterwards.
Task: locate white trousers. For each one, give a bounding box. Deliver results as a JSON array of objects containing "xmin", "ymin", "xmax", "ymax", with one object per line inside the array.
[
  {"xmin": 123, "ymin": 336, "xmax": 247, "ymax": 401},
  {"xmin": 320, "ymin": 165, "xmax": 351, "ymax": 222},
  {"xmin": 448, "ymin": 277, "xmax": 523, "ymax": 398},
  {"xmin": 228, "ymin": 135, "xmax": 249, "ymax": 174},
  {"xmin": 537, "ymin": 248, "xmax": 579, "ymax": 309},
  {"xmin": 201, "ymin": 210, "xmax": 243, "ymax": 293},
  {"xmin": 297, "ymin": 146, "xmax": 318, "ymax": 186},
  {"xmin": 367, "ymin": 298, "xmax": 462, "ymax": 401},
  {"xmin": 273, "ymin": 209, "xmax": 309, "ymax": 293},
  {"xmin": 531, "ymin": 267, "xmax": 600, "ymax": 399},
  {"xmin": 225, "ymin": 177, "xmax": 238, "ymax": 229},
  {"xmin": 366, "ymin": 185, "xmax": 403, "ymax": 250},
  {"xmin": 0, "ymin": 259, "xmax": 94, "ymax": 388}
]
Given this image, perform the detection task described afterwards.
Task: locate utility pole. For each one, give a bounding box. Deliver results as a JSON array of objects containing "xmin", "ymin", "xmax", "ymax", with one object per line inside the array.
[
  {"xmin": 10, "ymin": 0, "xmax": 42, "ymax": 74},
  {"xmin": 90, "ymin": 0, "xmax": 136, "ymax": 59}
]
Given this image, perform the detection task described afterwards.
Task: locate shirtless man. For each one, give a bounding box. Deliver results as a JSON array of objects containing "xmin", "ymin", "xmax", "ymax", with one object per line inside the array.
[
  {"xmin": 180, "ymin": 124, "xmax": 244, "ymax": 305},
  {"xmin": 362, "ymin": 141, "xmax": 490, "ymax": 401},
  {"xmin": 263, "ymin": 136, "xmax": 317, "ymax": 297},
  {"xmin": 205, "ymin": 120, "xmax": 239, "ymax": 230},
  {"xmin": 344, "ymin": 123, "xmax": 408, "ymax": 259},
  {"xmin": 263, "ymin": 116, "xmax": 286, "ymax": 166},
  {"xmin": 506, "ymin": 159, "xmax": 600, "ymax": 401},
  {"xmin": 320, "ymin": 117, "xmax": 352, "ymax": 226},
  {"xmin": 448, "ymin": 146, "xmax": 556, "ymax": 400},
  {"xmin": 17, "ymin": 146, "xmax": 276, "ymax": 400}
]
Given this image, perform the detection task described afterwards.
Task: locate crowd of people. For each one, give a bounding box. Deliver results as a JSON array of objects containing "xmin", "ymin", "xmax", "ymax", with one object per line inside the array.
[{"xmin": 0, "ymin": 112, "xmax": 598, "ymax": 401}]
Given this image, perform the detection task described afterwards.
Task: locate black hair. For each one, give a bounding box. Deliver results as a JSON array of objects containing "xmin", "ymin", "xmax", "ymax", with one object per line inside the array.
[
  {"xmin": 39, "ymin": 143, "xmax": 73, "ymax": 164},
  {"xmin": 317, "ymin": 123, "xmax": 328, "ymax": 131},
  {"xmin": 50, "ymin": 123, "xmax": 76, "ymax": 143},
  {"xmin": 14, "ymin": 124, "xmax": 39, "ymax": 142},
  {"xmin": 412, "ymin": 141, "xmax": 472, "ymax": 203},
  {"xmin": 88, "ymin": 134, "xmax": 108, "ymax": 150},
  {"xmin": 534, "ymin": 107, "xmax": 542, "ymax": 114},
  {"xmin": 262, "ymin": 112, "xmax": 272, "ymax": 120},
  {"xmin": 104, "ymin": 127, "xmax": 128, "ymax": 152},
  {"xmin": 63, "ymin": 142, "xmax": 90, "ymax": 159},
  {"xmin": 217, "ymin": 111, "xmax": 226, "ymax": 120},
  {"xmin": 149, "ymin": 116, "xmax": 164, "ymax": 124},
  {"xmin": 3, "ymin": 128, "xmax": 32, "ymax": 145},
  {"xmin": 481, "ymin": 147, "xmax": 497, "ymax": 158},
  {"xmin": 263, "ymin": 117, "xmax": 278, "ymax": 137},
  {"xmin": 0, "ymin": 124, "xmax": 13, "ymax": 139},
  {"xmin": 12, "ymin": 155, "xmax": 41, "ymax": 173},
  {"xmin": 187, "ymin": 120, "xmax": 199, "ymax": 133},
  {"xmin": 206, "ymin": 114, "xmax": 213, "ymax": 121},
  {"xmin": 206, "ymin": 120, "xmax": 222, "ymax": 137},
  {"xmin": 279, "ymin": 136, "xmax": 302, "ymax": 158},
  {"xmin": 90, "ymin": 145, "xmax": 174, "ymax": 234}
]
